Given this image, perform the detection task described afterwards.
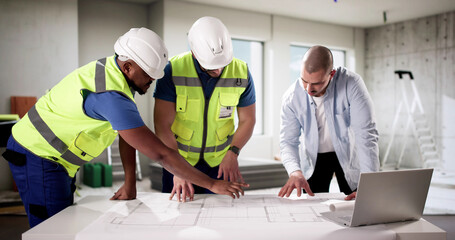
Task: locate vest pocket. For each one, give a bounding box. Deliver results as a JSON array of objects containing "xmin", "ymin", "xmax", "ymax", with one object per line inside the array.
[
  {"xmin": 176, "ymin": 95, "xmax": 187, "ymax": 112},
  {"xmin": 176, "ymin": 94, "xmax": 200, "ymax": 122},
  {"xmin": 66, "ymin": 132, "xmax": 105, "ymax": 161},
  {"xmin": 217, "ymin": 92, "xmax": 239, "ymax": 120},
  {"xmin": 216, "ymin": 120, "xmax": 234, "ymax": 141},
  {"xmin": 171, "ymin": 120, "xmax": 194, "ymax": 141},
  {"xmin": 171, "ymin": 120, "xmax": 194, "ymax": 158},
  {"xmin": 214, "ymin": 121, "xmax": 234, "ymax": 159}
]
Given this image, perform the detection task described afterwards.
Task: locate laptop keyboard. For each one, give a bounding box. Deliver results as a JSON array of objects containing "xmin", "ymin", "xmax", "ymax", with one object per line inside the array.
[
  {"xmin": 320, "ymin": 211, "xmax": 353, "ymax": 226},
  {"xmin": 339, "ymin": 216, "xmax": 352, "ymax": 222}
]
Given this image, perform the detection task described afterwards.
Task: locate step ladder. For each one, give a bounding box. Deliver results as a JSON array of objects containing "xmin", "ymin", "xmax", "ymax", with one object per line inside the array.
[
  {"xmin": 107, "ymin": 136, "xmax": 142, "ymax": 181},
  {"xmin": 381, "ymin": 70, "xmax": 441, "ymax": 170}
]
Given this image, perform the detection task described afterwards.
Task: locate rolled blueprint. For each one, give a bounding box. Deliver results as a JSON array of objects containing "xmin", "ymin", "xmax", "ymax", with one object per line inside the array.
[{"xmin": 329, "ymin": 201, "xmax": 355, "ymax": 212}]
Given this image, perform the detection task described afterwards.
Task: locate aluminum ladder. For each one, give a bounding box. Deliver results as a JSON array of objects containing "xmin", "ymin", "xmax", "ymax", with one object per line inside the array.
[{"xmin": 381, "ymin": 70, "xmax": 441, "ymax": 170}]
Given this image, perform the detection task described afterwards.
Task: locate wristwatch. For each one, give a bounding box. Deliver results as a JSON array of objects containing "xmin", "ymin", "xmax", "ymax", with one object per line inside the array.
[{"xmin": 228, "ymin": 146, "xmax": 240, "ymax": 155}]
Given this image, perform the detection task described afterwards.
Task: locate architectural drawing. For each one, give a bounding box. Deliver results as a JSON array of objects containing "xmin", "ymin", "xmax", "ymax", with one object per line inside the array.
[{"xmin": 76, "ymin": 193, "xmax": 395, "ymax": 240}]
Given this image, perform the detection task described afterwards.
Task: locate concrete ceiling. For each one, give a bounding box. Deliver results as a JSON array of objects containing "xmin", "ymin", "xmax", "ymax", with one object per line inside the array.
[
  {"xmin": 178, "ymin": 0, "xmax": 455, "ymax": 28},
  {"xmin": 121, "ymin": 0, "xmax": 455, "ymax": 28}
]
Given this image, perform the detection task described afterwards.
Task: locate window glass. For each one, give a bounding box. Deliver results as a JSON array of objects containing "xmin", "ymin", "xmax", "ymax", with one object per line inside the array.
[{"xmin": 232, "ymin": 39, "xmax": 263, "ymax": 135}]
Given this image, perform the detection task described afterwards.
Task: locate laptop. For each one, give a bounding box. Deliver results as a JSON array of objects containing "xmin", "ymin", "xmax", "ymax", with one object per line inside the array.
[{"xmin": 321, "ymin": 168, "xmax": 433, "ymax": 227}]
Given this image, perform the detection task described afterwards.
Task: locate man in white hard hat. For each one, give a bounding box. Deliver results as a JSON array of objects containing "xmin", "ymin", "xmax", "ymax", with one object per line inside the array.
[
  {"xmin": 278, "ymin": 45, "xmax": 379, "ymax": 201},
  {"xmin": 154, "ymin": 17, "xmax": 256, "ymax": 202},
  {"xmin": 2, "ymin": 27, "xmax": 248, "ymax": 228}
]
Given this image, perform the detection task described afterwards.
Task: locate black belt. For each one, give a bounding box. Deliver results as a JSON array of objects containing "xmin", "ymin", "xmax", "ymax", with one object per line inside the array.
[{"xmin": 2, "ymin": 149, "xmax": 26, "ymax": 166}]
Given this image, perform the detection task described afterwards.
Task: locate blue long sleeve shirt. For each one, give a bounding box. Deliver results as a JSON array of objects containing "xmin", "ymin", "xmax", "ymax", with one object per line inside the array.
[{"xmin": 280, "ymin": 67, "xmax": 379, "ymax": 190}]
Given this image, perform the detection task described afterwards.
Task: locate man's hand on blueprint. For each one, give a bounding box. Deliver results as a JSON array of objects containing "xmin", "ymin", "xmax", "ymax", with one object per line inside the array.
[
  {"xmin": 169, "ymin": 177, "xmax": 250, "ymax": 202},
  {"xmin": 217, "ymin": 150, "xmax": 244, "ymax": 183},
  {"xmin": 344, "ymin": 191, "xmax": 356, "ymax": 200},
  {"xmin": 209, "ymin": 180, "xmax": 249, "ymax": 199},
  {"xmin": 169, "ymin": 179, "xmax": 250, "ymax": 202},
  {"xmin": 170, "ymin": 176, "xmax": 195, "ymax": 202},
  {"xmin": 278, "ymin": 170, "xmax": 314, "ymax": 198},
  {"xmin": 110, "ymin": 182, "xmax": 137, "ymax": 200}
]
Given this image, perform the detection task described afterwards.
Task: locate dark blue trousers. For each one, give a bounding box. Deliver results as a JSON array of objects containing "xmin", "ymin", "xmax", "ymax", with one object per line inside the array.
[
  {"xmin": 4, "ymin": 135, "xmax": 75, "ymax": 228},
  {"xmin": 162, "ymin": 159, "xmax": 220, "ymax": 194}
]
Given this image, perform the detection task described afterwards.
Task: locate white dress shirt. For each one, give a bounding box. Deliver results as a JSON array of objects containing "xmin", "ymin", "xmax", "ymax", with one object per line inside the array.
[{"xmin": 280, "ymin": 67, "xmax": 379, "ymax": 190}]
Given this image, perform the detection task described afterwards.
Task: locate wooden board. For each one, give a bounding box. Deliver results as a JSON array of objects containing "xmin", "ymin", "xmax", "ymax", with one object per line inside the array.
[{"xmin": 10, "ymin": 96, "xmax": 37, "ymax": 118}]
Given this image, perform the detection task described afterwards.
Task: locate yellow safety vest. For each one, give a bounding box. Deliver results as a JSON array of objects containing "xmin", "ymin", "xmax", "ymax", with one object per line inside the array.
[
  {"xmin": 170, "ymin": 52, "xmax": 248, "ymax": 167},
  {"xmin": 12, "ymin": 56, "xmax": 135, "ymax": 177}
]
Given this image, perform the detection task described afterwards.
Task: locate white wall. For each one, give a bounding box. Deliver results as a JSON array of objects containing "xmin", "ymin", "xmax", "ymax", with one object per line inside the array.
[
  {"xmin": 78, "ymin": 0, "xmax": 151, "ymax": 124},
  {"xmin": 0, "ymin": 0, "xmax": 78, "ymax": 115},
  {"xmin": 78, "ymin": 0, "xmax": 148, "ymax": 65},
  {"xmin": 162, "ymin": 0, "xmax": 272, "ymax": 58},
  {"xmin": 0, "ymin": 0, "xmax": 78, "ymax": 190}
]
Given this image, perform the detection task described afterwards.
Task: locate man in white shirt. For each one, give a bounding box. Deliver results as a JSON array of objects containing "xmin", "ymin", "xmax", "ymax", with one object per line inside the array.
[{"xmin": 278, "ymin": 45, "xmax": 379, "ymax": 200}]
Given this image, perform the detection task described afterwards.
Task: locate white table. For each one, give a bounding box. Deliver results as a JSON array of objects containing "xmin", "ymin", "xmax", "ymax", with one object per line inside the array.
[{"xmin": 22, "ymin": 193, "xmax": 446, "ymax": 240}]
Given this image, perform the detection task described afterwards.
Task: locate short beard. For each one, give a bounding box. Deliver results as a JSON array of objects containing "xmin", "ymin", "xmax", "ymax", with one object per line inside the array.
[
  {"xmin": 124, "ymin": 76, "xmax": 146, "ymax": 95},
  {"xmin": 131, "ymin": 84, "xmax": 145, "ymax": 95}
]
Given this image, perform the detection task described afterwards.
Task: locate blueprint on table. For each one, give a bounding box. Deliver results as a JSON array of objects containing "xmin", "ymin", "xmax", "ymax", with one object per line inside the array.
[{"xmin": 75, "ymin": 193, "xmax": 396, "ymax": 240}]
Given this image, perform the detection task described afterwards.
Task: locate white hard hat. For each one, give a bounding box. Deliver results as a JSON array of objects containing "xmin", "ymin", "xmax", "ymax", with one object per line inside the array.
[
  {"xmin": 114, "ymin": 27, "xmax": 168, "ymax": 79},
  {"xmin": 188, "ymin": 16, "xmax": 233, "ymax": 70}
]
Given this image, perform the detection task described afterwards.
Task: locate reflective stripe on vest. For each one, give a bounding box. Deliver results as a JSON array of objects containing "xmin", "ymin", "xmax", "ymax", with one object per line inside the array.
[
  {"xmin": 95, "ymin": 58, "xmax": 107, "ymax": 91},
  {"xmin": 176, "ymin": 134, "xmax": 234, "ymax": 154},
  {"xmin": 173, "ymin": 76, "xmax": 248, "ymax": 88},
  {"xmin": 26, "ymin": 58, "xmax": 108, "ymax": 167},
  {"xmin": 170, "ymin": 52, "xmax": 248, "ymax": 166}
]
